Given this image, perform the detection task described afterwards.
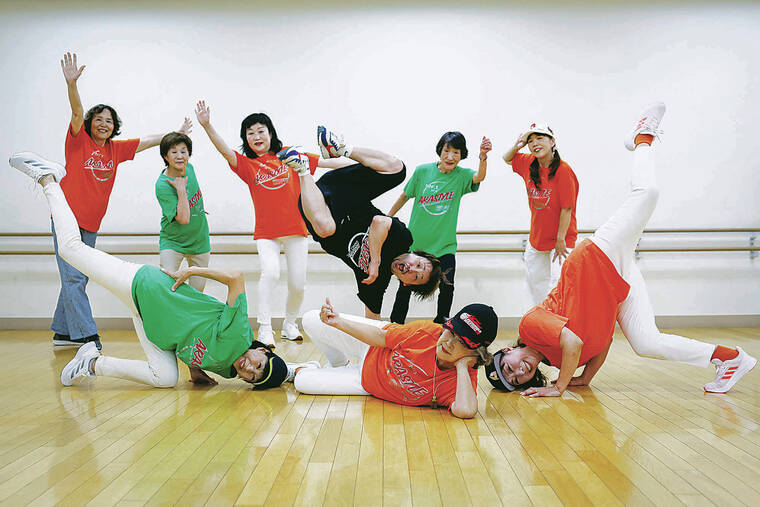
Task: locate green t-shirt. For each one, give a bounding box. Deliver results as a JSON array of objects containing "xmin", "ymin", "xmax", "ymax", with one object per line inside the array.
[
  {"xmin": 155, "ymin": 163, "xmax": 211, "ymax": 254},
  {"xmin": 130, "ymin": 265, "xmax": 254, "ymax": 378},
  {"xmin": 405, "ymin": 163, "xmax": 479, "ymax": 257}
]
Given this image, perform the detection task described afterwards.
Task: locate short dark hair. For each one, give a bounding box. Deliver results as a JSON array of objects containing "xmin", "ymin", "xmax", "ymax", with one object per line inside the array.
[
  {"xmin": 84, "ymin": 104, "xmax": 121, "ymax": 140},
  {"xmin": 435, "ymin": 131, "xmax": 468, "ymax": 160},
  {"xmin": 409, "ymin": 251, "xmax": 443, "ymax": 300},
  {"xmin": 239, "ymin": 113, "xmax": 282, "ymax": 158},
  {"xmin": 160, "ymin": 132, "xmax": 192, "ymax": 167},
  {"xmin": 511, "ymin": 339, "xmax": 547, "ymax": 390}
]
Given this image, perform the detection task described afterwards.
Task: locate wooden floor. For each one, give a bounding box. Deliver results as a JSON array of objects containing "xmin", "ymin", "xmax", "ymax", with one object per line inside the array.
[{"xmin": 0, "ymin": 327, "xmax": 758, "ymax": 506}]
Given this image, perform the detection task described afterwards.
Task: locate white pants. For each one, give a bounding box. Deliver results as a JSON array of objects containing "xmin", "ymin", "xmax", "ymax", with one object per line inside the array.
[
  {"xmin": 293, "ymin": 310, "xmax": 388, "ymax": 395},
  {"xmin": 159, "ymin": 249, "xmax": 210, "ymax": 292},
  {"xmin": 45, "ymin": 183, "xmax": 179, "ymax": 387},
  {"xmin": 590, "ymin": 146, "xmax": 714, "ymax": 367},
  {"xmin": 256, "ymin": 236, "xmax": 307, "ymax": 328},
  {"xmin": 524, "ymin": 243, "xmax": 569, "ymax": 305}
]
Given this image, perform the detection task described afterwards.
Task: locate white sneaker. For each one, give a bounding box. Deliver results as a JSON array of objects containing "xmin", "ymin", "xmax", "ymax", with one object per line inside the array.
[
  {"xmin": 704, "ymin": 346, "xmax": 757, "ymax": 393},
  {"xmin": 276, "ymin": 146, "xmax": 311, "ymax": 176},
  {"xmin": 317, "ymin": 126, "xmax": 351, "ymax": 158},
  {"xmin": 281, "ymin": 321, "xmax": 303, "ymax": 342},
  {"xmin": 9, "ymin": 151, "xmax": 67, "ymax": 183},
  {"xmin": 284, "ymin": 360, "xmax": 320, "ymax": 383},
  {"xmin": 60, "ymin": 341, "xmax": 99, "ymax": 386},
  {"xmin": 624, "ymin": 102, "xmax": 666, "ymax": 151},
  {"xmin": 258, "ymin": 324, "xmax": 276, "ymax": 348}
]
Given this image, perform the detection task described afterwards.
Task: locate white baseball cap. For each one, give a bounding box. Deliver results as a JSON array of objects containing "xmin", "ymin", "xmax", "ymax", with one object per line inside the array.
[{"xmin": 525, "ymin": 122, "xmax": 555, "ymax": 139}]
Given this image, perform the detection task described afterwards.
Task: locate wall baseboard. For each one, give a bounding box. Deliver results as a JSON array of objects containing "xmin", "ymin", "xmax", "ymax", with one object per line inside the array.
[{"xmin": 2, "ymin": 315, "xmax": 758, "ymax": 331}]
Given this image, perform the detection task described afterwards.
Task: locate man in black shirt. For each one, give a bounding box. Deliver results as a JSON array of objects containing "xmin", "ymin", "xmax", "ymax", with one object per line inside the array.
[{"xmin": 279, "ymin": 126, "xmax": 442, "ymax": 319}]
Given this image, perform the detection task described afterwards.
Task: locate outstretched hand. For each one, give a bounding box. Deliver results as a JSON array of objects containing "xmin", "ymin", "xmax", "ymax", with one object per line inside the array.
[
  {"xmin": 514, "ymin": 133, "xmax": 527, "ymax": 150},
  {"xmin": 178, "ymin": 117, "xmax": 192, "ymax": 135},
  {"xmin": 189, "ymin": 367, "xmax": 218, "ymax": 386},
  {"xmin": 161, "ymin": 267, "xmax": 194, "ymax": 291},
  {"xmin": 320, "ymin": 297, "xmax": 340, "ymax": 326},
  {"xmin": 195, "ymin": 100, "xmax": 210, "ymax": 127},
  {"xmin": 362, "ymin": 262, "xmax": 379, "ymax": 285},
  {"xmin": 521, "ymin": 385, "xmax": 562, "ymax": 398},
  {"xmin": 60, "ymin": 52, "xmax": 85, "ymax": 83},
  {"xmin": 553, "ymin": 239, "xmax": 569, "ymax": 262}
]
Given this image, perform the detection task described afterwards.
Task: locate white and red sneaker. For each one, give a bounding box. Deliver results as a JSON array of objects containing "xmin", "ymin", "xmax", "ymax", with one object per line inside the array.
[
  {"xmin": 317, "ymin": 126, "xmax": 351, "ymax": 158},
  {"xmin": 704, "ymin": 346, "xmax": 757, "ymax": 393},
  {"xmin": 276, "ymin": 146, "xmax": 311, "ymax": 176},
  {"xmin": 624, "ymin": 102, "xmax": 666, "ymax": 151}
]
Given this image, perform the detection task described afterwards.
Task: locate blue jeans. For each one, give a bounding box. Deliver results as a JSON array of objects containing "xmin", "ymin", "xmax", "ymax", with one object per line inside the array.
[{"xmin": 51, "ymin": 220, "xmax": 98, "ymax": 338}]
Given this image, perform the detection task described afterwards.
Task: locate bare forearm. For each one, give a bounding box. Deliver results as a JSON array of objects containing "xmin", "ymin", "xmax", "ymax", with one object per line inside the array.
[
  {"xmin": 368, "ymin": 216, "xmax": 391, "ymax": 268},
  {"xmin": 503, "ymin": 145, "xmax": 520, "ymax": 165},
  {"xmin": 473, "ymin": 157, "xmax": 487, "ymax": 183},
  {"xmin": 201, "ymin": 123, "xmax": 237, "ymax": 166},
  {"xmin": 135, "ymin": 133, "xmax": 165, "ymax": 153},
  {"xmin": 580, "ymin": 341, "xmax": 611, "ymax": 383},
  {"xmin": 67, "ymin": 82, "xmax": 84, "ymax": 132},
  {"xmin": 188, "ymin": 266, "xmax": 244, "ymax": 305},
  {"xmin": 333, "ymin": 316, "xmax": 386, "ymax": 347},
  {"xmin": 175, "ymin": 189, "xmax": 190, "ymax": 224},
  {"xmin": 388, "ymin": 193, "xmax": 410, "ymax": 217},
  {"xmin": 554, "ymin": 328, "xmax": 583, "ymax": 393},
  {"xmin": 450, "ymin": 363, "xmax": 478, "ymax": 418}
]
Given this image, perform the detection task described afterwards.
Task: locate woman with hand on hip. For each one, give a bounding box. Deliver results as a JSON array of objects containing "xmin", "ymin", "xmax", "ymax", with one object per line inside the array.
[{"xmin": 503, "ymin": 123, "xmax": 578, "ymax": 305}]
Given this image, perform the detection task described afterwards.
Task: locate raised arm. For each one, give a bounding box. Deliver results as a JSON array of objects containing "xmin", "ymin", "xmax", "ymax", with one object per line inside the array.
[
  {"xmin": 60, "ymin": 52, "xmax": 85, "ymax": 135},
  {"xmin": 473, "ymin": 136, "xmax": 491, "ymax": 184},
  {"xmin": 361, "ymin": 215, "xmax": 392, "ymax": 286},
  {"xmin": 502, "ymin": 133, "xmax": 527, "ymax": 166},
  {"xmin": 195, "ymin": 100, "xmax": 237, "ymax": 167},
  {"xmin": 166, "ymin": 177, "xmax": 190, "ymax": 225},
  {"xmin": 388, "ymin": 192, "xmax": 410, "ymax": 217},
  {"xmin": 320, "ymin": 297, "xmax": 387, "ymax": 347},
  {"xmin": 523, "ymin": 327, "xmax": 582, "ymax": 397},
  {"xmin": 135, "ymin": 117, "xmax": 192, "ymax": 154},
  {"xmin": 162, "ymin": 266, "xmax": 245, "ymax": 306},
  {"xmin": 450, "ymin": 356, "xmax": 478, "ymax": 419}
]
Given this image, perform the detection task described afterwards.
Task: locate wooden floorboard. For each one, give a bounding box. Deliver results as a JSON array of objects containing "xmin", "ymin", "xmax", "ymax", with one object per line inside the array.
[{"xmin": 0, "ymin": 327, "xmax": 758, "ymax": 506}]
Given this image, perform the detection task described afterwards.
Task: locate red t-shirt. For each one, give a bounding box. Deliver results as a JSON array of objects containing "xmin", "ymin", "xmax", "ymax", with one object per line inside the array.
[
  {"xmin": 512, "ymin": 152, "xmax": 579, "ymax": 251},
  {"xmin": 230, "ymin": 150, "xmax": 318, "ymax": 240},
  {"xmin": 61, "ymin": 124, "xmax": 139, "ymax": 232},
  {"xmin": 361, "ymin": 321, "xmax": 478, "ymax": 409},
  {"xmin": 518, "ymin": 239, "xmax": 630, "ymax": 367}
]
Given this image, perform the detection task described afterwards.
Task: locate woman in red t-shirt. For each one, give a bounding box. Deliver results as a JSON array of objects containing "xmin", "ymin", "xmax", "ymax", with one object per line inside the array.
[
  {"xmin": 292, "ymin": 299, "xmax": 497, "ymax": 419},
  {"xmin": 196, "ymin": 101, "xmax": 340, "ymax": 347},
  {"xmin": 487, "ymin": 103, "xmax": 756, "ymax": 397},
  {"xmin": 503, "ymin": 123, "xmax": 579, "ymax": 305}
]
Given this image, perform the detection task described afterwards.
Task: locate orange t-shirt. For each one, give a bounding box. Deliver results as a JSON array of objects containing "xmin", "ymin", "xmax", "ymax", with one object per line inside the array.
[
  {"xmin": 518, "ymin": 239, "xmax": 630, "ymax": 367},
  {"xmin": 361, "ymin": 320, "xmax": 478, "ymax": 409},
  {"xmin": 230, "ymin": 150, "xmax": 318, "ymax": 240},
  {"xmin": 512, "ymin": 152, "xmax": 579, "ymax": 251},
  {"xmin": 61, "ymin": 124, "xmax": 139, "ymax": 232}
]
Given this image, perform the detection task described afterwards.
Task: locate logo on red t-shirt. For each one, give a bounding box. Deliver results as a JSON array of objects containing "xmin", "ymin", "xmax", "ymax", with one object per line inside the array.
[
  {"xmin": 418, "ymin": 181, "xmax": 455, "ymax": 216},
  {"xmin": 84, "ymin": 149, "xmax": 115, "ymax": 181},
  {"xmin": 348, "ymin": 230, "xmax": 371, "ymax": 274},
  {"xmin": 388, "ymin": 351, "xmax": 429, "ymax": 401},
  {"xmin": 253, "ymin": 160, "xmax": 290, "ymax": 190},
  {"xmin": 527, "ymin": 186, "xmax": 551, "ymax": 210}
]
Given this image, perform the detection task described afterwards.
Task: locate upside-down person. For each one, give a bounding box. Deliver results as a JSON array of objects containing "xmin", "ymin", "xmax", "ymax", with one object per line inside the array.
[
  {"xmin": 485, "ymin": 103, "xmax": 756, "ymax": 397},
  {"xmin": 278, "ymin": 127, "xmax": 444, "ymax": 320},
  {"xmin": 293, "ymin": 299, "xmax": 497, "ymax": 419}
]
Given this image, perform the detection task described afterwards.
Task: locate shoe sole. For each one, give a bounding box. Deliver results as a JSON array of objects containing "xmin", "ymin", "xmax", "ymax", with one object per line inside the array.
[
  {"xmin": 280, "ymin": 335, "xmax": 303, "ymax": 342},
  {"xmin": 60, "ymin": 342, "xmax": 98, "ymax": 386},
  {"xmin": 704, "ymin": 356, "xmax": 757, "ymax": 393},
  {"xmin": 53, "ymin": 339, "xmax": 103, "ymax": 350},
  {"xmin": 317, "ymin": 127, "xmax": 339, "ymax": 159}
]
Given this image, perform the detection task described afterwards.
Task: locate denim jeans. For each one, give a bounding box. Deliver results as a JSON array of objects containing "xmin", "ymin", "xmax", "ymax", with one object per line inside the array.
[{"xmin": 51, "ymin": 220, "xmax": 98, "ymax": 338}]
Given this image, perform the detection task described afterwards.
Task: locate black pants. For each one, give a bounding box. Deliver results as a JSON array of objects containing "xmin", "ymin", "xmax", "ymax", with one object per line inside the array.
[{"xmin": 390, "ymin": 253, "xmax": 456, "ymax": 324}]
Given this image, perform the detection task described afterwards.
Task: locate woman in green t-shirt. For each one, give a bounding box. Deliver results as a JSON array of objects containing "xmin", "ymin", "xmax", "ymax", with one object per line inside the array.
[
  {"xmin": 155, "ymin": 132, "xmax": 211, "ymax": 292},
  {"xmin": 10, "ymin": 152, "xmax": 288, "ymax": 390}
]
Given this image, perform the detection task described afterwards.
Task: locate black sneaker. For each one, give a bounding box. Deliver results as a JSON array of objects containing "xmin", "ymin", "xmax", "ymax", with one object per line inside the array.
[{"xmin": 53, "ymin": 333, "xmax": 102, "ymax": 350}]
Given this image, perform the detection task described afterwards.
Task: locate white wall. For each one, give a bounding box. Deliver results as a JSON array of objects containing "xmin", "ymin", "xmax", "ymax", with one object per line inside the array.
[{"xmin": 1, "ymin": 1, "xmax": 759, "ymax": 325}]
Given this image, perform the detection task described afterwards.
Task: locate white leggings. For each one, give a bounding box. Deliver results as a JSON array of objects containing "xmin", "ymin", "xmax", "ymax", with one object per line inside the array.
[
  {"xmin": 159, "ymin": 249, "xmax": 210, "ymax": 292},
  {"xmin": 256, "ymin": 236, "xmax": 307, "ymax": 328},
  {"xmin": 590, "ymin": 146, "xmax": 714, "ymax": 367},
  {"xmin": 293, "ymin": 310, "xmax": 388, "ymax": 395},
  {"xmin": 44, "ymin": 183, "xmax": 179, "ymax": 387},
  {"xmin": 524, "ymin": 243, "xmax": 568, "ymax": 305}
]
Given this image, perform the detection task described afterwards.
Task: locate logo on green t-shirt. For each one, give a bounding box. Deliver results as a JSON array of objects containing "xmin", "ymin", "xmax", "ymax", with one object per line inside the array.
[{"xmin": 418, "ymin": 181, "xmax": 455, "ymax": 216}]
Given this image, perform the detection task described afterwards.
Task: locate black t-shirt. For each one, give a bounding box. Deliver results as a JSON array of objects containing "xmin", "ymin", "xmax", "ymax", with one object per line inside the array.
[{"xmin": 317, "ymin": 203, "xmax": 413, "ymax": 314}]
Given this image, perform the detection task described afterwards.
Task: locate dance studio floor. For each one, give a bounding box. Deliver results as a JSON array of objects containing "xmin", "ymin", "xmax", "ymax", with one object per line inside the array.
[{"xmin": 0, "ymin": 327, "xmax": 758, "ymax": 506}]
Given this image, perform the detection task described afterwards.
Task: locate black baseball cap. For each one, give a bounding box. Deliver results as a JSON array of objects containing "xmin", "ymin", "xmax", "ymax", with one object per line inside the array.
[
  {"xmin": 485, "ymin": 350, "xmax": 516, "ymax": 392},
  {"xmin": 443, "ymin": 303, "xmax": 498, "ymax": 349},
  {"xmin": 252, "ymin": 353, "xmax": 288, "ymax": 389}
]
